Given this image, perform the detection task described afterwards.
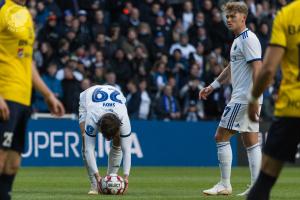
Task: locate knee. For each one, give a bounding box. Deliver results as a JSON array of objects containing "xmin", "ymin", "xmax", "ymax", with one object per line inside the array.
[
  {"xmin": 214, "ymin": 133, "xmax": 229, "ymax": 142},
  {"xmin": 0, "ymin": 151, "xmax": 7, "ymax": 174},
  {"xmin": 0, "ymin": 161, "xmax": 4, "ymax": 174},
  {"xmin": 4, "ymin": 160, "xmax": 20, "ymax": 175}
]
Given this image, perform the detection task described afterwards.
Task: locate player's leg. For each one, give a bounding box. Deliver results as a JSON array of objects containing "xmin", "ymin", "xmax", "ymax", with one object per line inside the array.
[
  {"xmin": 81, "ymin": 134, "xmax": 98, "ymax": 194},
  {"xmin": 0, "ymin": 150, "xmax": 20, "ymax": 200},
  {"xmin": 0, "ymin": 101, "xmax": 29, "ymax": 200},
  {"xmin": 203, "ymin": 126, "xmax": 235, "ymax": 195},
  {"xmin": 81, "ymin": 136, "xmax": 98, "ymax": 194},
  {"xmin": 247, "ymin": 117, "xmax": 300, "ymax": 200},
  {"xmin": 242, "ymin": 132, "xmax": 261, "ymax": 182},
  {"xmin": 110, "ymin": 114, "xmax": 132, "ymax": 179},
  {"xmin": 107, "ymin": 133, "xmax": 122, "ymax": 175}
]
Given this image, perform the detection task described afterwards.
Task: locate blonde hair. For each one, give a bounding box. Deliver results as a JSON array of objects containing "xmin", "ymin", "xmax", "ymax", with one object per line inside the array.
[{"xmin": 223, "ymin": 1, "xmax": 248, "ymax": 16}]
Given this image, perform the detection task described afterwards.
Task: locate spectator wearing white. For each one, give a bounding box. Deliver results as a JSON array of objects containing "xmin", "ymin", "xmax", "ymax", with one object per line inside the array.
[
  {"xmin": 138, "ymin": 79, "xmax": 151, "ymax": 120},
  {"xmin": 182, "ymin": 1, "xmax": 194, "ymax": 32},
  {"xmin": 169, "ymin": 33, "xmax": 196, "ymax": 59}
]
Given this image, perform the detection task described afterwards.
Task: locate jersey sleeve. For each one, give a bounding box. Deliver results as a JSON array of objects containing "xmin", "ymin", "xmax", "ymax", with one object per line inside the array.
[
  {"xmin": 269, "ymin": 9, "xmax": 286, "ymax": 48},
  {"xmin": 84, "ymin": 115, "xmax": 98, "ymax": 137},
  {"xmin": 78, "ymin": 91, "xmax": 87, "ymax": 123},
  {"xmin": 242, "ymin": 35, "xmax": 262, "ymax": 63}
]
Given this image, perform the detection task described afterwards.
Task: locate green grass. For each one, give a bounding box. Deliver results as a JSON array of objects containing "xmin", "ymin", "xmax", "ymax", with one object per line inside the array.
[{"xmin": 13, "ymin": 167, "xmax": 300, "ymax": 200}]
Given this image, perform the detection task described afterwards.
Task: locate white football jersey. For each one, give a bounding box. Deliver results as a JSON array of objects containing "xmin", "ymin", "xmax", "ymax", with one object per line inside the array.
[
  {"xmin": 79, "ymin": 85, "xmax": 131, "ymax": 137},
  {"xmin": 230, "ymin": 28, "xmax": 263, "ymax": 104}
]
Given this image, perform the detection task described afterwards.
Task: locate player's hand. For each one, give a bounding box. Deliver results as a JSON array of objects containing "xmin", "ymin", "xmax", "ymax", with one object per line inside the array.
[
  {"xmin": 45, "ymin": 94, "xmax": 65, "ymax": 116},
  {"xmin": 97, "ymin": 177, "xmax": 103, "ymax": 194},
  {"xmin": 199, "ymin": 86, "xmax": 214, "ymax": 100},
  {"xmin": 248, "ymin": 101, "xmax": 259, "ymax": 122},
  {"xmin": 0, "ymin": 96, "xmax": 10, "ymax": 121},
  {"xmin": 123, "ymin": 176, "xmax": 129, "ymax": 194}
]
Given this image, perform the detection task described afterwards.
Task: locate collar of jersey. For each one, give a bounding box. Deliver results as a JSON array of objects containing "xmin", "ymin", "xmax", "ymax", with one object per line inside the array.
[{"xmin": 235, "ymin": 28, "xmax": 249, "ymax": 39}]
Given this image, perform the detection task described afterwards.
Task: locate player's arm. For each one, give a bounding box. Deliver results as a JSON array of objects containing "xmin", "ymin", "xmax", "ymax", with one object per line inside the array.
[
  {"xmin": 0, "ymin": 95, "xmax": 10, "ymax": 121},
  {"xmin": 215, "ymin": 64, "xmax": 231, "ymax": 85},
  {"xmin": 32, "ymin": 63, "xmax": 65, "ymax": 116},
  {"xmin": 252, "ymin": 46, "xmax": 284, "ymax": 100},
  {"xmin": 199, "ymin": 64, "xmax": 231, "ymax": 100},
  {"xmin": 248, "ymin": 8, "xmax": 286, "ymax": 121},
  {"xmin": 250, "ymin": 60, "xmax": 262, "ymax": 86}
]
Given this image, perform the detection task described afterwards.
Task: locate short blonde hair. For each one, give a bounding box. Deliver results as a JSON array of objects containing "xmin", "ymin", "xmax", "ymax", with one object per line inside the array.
[{"xmin": 223, "ymin": 1, "xmax": 248, "ymax": 16}]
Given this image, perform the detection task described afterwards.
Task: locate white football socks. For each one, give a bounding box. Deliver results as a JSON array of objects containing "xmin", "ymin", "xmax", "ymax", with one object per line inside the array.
[
  {"xmin": 217, "ymin": 142, "xmax": 232, "ymax": 187},
  {"xmin": 82, "ymin": 149, "xmax": 97, "ymax": 189},
  {"xmin": 107, "ymin": 145, "xmax": 122, "ymax": 175},
  {"xmin": 246, "ymin": 143, "xmax": 261, "ymax": 185}
]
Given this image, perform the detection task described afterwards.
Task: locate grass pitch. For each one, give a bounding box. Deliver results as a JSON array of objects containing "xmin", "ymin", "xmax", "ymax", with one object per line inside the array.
[{"xmin": 13, "ymin": 167, "xmax": 300, "ymax": 200}]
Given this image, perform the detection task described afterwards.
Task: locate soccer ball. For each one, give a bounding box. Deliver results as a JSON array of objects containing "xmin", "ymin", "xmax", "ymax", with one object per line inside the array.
[{"xmin": 100, "ymin": 174, "xmax": 125, "ymax": 195}]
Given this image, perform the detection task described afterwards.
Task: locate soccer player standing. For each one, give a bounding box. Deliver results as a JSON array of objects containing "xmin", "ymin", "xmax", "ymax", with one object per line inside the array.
[
  {"xmin": 199, "ymin": 1, "xmax": 263, "ymax": 196},
  {"xmin": 0, "ymin": 0, "xmax": 65, "ymax": 200},
  {"xmin": 79, "ymin": 85, "xmax": 131, "ymax": 194},
  {"xmin": 247, "ymin": 0, "xmax": 300, "ymax": 199}
]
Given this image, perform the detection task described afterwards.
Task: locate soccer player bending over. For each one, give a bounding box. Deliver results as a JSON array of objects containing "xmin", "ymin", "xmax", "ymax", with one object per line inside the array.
[
  {"xmin": 247, "ymin": 0, "xmax": 300, "ymax": 199},
  {"xmin": 78, "ymin": 85, "xmax": 132, "ymax": 194},
  {"xmin": 199, "ymin": 1, "xmax": 262, "ymax": 196}
]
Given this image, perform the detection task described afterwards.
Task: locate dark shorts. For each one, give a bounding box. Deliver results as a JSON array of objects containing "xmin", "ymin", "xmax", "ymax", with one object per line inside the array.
[
  {"xmin": 0, "ymin": 101, "xmax": 31, "ymax": 153},
  {"xmin": 263, "ymin": 117, "xmax": 300, "ymax": 162}
]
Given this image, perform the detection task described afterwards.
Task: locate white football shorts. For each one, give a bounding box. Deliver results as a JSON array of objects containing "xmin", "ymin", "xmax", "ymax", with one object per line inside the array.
[{"xmin": 219, "ymin": 102, "xmax": 261, "ymax": 133}]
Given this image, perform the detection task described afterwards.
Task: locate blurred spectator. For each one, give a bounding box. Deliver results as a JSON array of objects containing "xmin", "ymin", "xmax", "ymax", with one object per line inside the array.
[
  {"xmin": 121, "ymin": 28, "xmax": 147, "ymax": 61},
  {"xmin": 33, "ymin": 62, "xmax": 62, "ymax": 112},
  {"xmin": 180, "ymin": 77, "xmax": 205, "ymax": 120},
  {"xmin": 155, "ymin": 84, "xmax": 181, "ymax": 121},
  {"xmin": 77, "ymin": 10, "xmax": 92, "ymax": 45},
  {"xmin": 169, "ymin": 33, "xmax": 196, "ymax": 59},
  {"xmin": 35, "ymin": 1, "xmax": 50, "ymax": 29},
  {"xmin": 257, "ymin": 22, "xmax": 270, "ymax": 55},
  {"xmin": 126, "ymin": 80, "xmax": 141, "ymax": 119},
  {"xmin": 137, "ymin": 22, "xmax": 152, "ymax": 49},
  {"xmin": 105, "ymin": 71, "xmax": 121, "ymax": 90},
  {"xmin": 182, "ymin": 1, "xmax": 194, "ymax": 31},
  {"xmin": 109, "ymin": 48, "xmax": 132, "ymax": 89},
  {"xmin": 138, "ymin": 79, "xmax": 151, "ymax": 120},
  {"xmin": 38, "ymin": 14, "xmax": 61, "ymax": 49},
  {"xmin": 92, "ymin": 67, "xmax": 105, "ymax": 85},
  {"xmin": 153, "ymin": 61, "xmax": 168, "ymax": 93},
  {"xmin": 61, "ymin": 67, "xmax": 81, "ymax": 113},
  {"xmin": 92, "ymin": 9, "xmax": 107, "ymax": 37},
  {"xmin": 150, "ymin": 32, "xmax": 169, "ymax": 63}
]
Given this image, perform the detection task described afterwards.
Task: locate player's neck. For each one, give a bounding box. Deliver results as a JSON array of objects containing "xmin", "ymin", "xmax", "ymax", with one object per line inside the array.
[
  {"xmin": 12, "ymin": 0, "xmax": 26, "ymax": 6},
  {"xmin": 234, "ymin": 25, "xmax": 247, "ymax": 36}
]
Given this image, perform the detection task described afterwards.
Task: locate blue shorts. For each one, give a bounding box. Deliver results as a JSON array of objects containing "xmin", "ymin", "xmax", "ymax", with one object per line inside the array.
[{"xmin": 0, "ymin": 101, "xmax": 31, "ymax": 153}]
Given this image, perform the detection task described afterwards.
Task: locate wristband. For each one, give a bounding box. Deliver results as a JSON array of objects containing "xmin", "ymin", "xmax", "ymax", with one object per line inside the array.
[{"xmin": 210, "ymin": 80, "xmax": 221, "ymax": 89}]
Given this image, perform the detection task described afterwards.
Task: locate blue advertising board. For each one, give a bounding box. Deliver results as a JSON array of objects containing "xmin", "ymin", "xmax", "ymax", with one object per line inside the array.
[{"xmin": 22, "ymin": 119, "xmax": 237, "ymax": 166}]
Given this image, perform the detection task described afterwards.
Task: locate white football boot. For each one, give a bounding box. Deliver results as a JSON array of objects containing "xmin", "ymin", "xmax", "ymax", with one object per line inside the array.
[
  {"xmin": 203, "ymin": 182, "xmax": 232, "ymax": 195},
  {"xmin": 88, "ymin": 185, "xmax": 98, "ymax": 195},
  {"xmin": 237, "ymin": 184, "xmax": 251, "ymax": 196}
]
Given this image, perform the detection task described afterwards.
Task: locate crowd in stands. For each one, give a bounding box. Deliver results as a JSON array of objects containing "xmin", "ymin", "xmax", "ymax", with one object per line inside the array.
[{"xmin": 29, "ymin": 0, "xmax": 286, "ymax": 121}]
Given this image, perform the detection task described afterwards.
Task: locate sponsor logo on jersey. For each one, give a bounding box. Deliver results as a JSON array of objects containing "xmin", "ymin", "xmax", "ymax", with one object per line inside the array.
[
  {"xmin": 288, "ymin": 25, "xmax": 300, "ymax": 35},
  {"xmin": 17, "ymin": 48, "xmax": 24, "ymax": 58}
]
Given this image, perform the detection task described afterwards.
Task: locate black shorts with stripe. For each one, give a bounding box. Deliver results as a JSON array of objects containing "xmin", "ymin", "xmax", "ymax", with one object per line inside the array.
[
  {"xmin": 0, "ymin": 101, "xmax": 31, "ymax": 153},
  {"xmin": 263, "ymin": 117, "xmax": 300, "ymax": 162}
]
